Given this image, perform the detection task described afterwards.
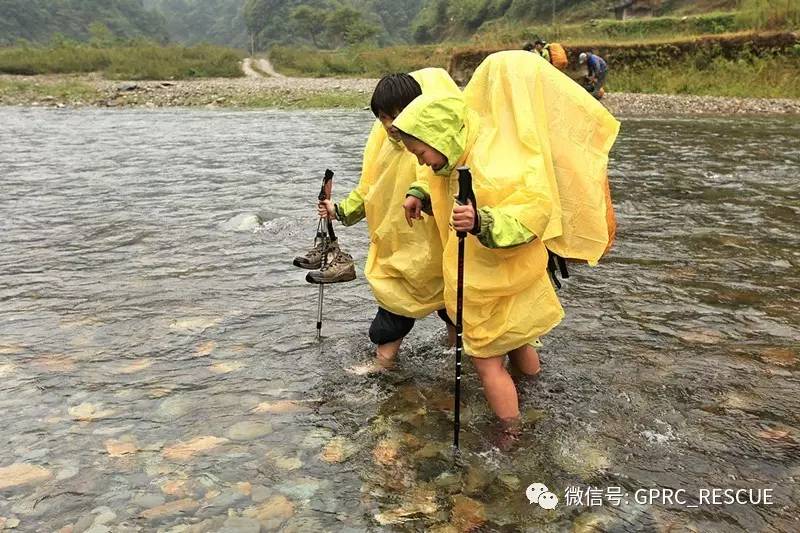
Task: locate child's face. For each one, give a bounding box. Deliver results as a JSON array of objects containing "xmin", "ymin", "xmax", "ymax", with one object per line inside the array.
[
  {"xmin": 402, "ymin": 136, "xmax": 448, "ymax": 172},
  {"xmin": 377, "ymin": 111, "xmax": 402, "ymax": 141}
]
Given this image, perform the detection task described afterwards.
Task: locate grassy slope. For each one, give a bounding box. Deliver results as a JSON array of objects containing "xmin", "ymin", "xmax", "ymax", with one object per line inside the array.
[{"xmin": 0, "ymin": 43, "xmax": 245, "ymax": 79}]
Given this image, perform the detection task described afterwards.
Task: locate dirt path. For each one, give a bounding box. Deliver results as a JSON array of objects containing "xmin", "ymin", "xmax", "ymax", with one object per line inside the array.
[
  {"xmin": 255, "ymin": 57, "xmax": 285, "ymax": 78},
  {"xmin": 241, "ymin": 57, "xmax": 286, "ymax": 79},
  {"xmin": 241, "ymin": 58, "xmax": 261, "ymax": 78}
]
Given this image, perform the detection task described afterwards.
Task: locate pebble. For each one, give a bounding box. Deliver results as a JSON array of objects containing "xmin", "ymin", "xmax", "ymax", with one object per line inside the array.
[
  {"xmin": 2, "ymin": 73, "xmax": 798, "ymax": 114},
  {"xmin": 225, "ymin": 421, "xmax": 272, "ymax": 441},
  {"xmin": 133, "ymin": 494, "xmax": 165, "ymax": 509},
  {"xmin": 219, "ymin": 517, "xmax": 260, "ymax": 533}
]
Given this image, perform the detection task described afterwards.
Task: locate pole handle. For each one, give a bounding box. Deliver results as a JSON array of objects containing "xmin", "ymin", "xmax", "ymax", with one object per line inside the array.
[
  {"xmin": 319, "ymin": 169, "xmax": 334, "ymax": 201},
  {"xmin": 456, "ymin": 166, "xmax": 476, "ymax": 238}
]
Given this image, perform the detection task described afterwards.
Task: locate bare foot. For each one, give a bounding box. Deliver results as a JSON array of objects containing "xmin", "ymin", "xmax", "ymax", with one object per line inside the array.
[
  {"xmin": 346, "ymin": 360, "xmax": 390, "ymax": 375},
  {"xmin": 492, "ymin": 416, "xmax": 522, "ymax": 452},
  {"xmin": 346, "ymin": 351, "xmax": 395, "ymax": 376}
]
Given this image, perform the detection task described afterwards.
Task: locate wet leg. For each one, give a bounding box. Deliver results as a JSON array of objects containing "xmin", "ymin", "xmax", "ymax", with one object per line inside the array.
[{"xmin": 509, "ymin": 345, "xmax": 541, "ymax": 376}]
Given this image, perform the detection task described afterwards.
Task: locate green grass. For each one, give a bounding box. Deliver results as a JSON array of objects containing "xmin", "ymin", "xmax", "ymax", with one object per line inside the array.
[
  {"xmin": 609, "ymin": 54, "xmax": 800, "ymax": 98},
  {"xmin": 269, "ymin": 44, "xmax": 454, "ymax": 77},
  {"xmin": 0, "ymin": 78, "xmax": 100, "ymax": 103},
  {"xmin": 0, "ymin": 43, "xmax": 245, "ymax": 79},
  {"xmin": 474, "ymin": 12, "xmax": 749, "ymax": 47}
]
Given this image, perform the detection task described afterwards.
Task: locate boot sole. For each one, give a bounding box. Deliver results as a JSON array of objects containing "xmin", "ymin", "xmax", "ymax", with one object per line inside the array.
[
  {"xmin": 305, "ymin": 270, "xmax": 356, "ymax": 285},
  {"xmin": 293, "ymin": 258, "xmax": 322, "ymax": 269}
]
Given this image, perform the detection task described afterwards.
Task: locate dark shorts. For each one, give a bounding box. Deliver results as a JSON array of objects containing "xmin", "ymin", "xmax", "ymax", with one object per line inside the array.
[{"xmin": 369, "ymin": 307, "xmax": 454, "ymax": 345}]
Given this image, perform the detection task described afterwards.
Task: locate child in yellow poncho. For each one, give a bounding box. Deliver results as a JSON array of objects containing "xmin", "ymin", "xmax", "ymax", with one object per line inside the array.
[
  {"xmin": 395, "ymin": 51, "xmax": 619, "ymax": 443},
  {"xmin": 317, "ymin": 69, "xmax": 462, "ymax": 373}
]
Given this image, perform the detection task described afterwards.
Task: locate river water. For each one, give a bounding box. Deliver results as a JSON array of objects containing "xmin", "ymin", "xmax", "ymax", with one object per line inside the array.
[{"xmin": 1, "ymin": 108, "xmax": 798, "ymax": 532}]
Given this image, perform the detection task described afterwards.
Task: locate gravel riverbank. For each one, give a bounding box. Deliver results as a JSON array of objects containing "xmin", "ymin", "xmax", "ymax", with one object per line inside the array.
[{"xmin": 2, "ymin": 73, "xmax": 798, "ymax": 115}]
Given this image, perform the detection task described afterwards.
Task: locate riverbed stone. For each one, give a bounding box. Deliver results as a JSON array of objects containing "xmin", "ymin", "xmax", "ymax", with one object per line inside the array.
[
  {"xmin": 140, "ymin": 498, "xmax": 199, "ymax": 520},
  {"xmin": 242, "ymin": 494, "xmax": 294, "ymax": 527},
  {"xmin": 157, "ymin": 396, "xmax": 195, "ymax": 419},
  {"xmin": 0, "ymin": 463, "xmax": 52, "ymax": 490},
  {"xmin": 162, "ymin": 436, "xmax": 228, "ymax": 460},
  {"xmin": 250, "ymin": 485, "xmax": 271, "ymax": 503},
  {"xmin": 225, "ymin": 421, "xmax": 272, "ymax": 441},
  {"xmin": 218, "ymin": 517, "xmax": 260, "ymax": 533},
  {"xmin": 133, "ymin": 493, "xmax": 165, "ymax": 509},
  {"xmin": 68, "ymin": 402, "xmax": 114, "ymax": 421}
]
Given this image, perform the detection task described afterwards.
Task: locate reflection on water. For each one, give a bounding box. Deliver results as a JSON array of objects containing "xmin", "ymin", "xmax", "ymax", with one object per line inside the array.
[{"xmin": 1, "ymin": 108, "xmax": 798, "ymax": 532}]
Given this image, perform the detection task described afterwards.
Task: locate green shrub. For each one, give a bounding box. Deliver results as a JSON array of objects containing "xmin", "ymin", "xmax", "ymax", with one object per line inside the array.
[{"xmin": 0, "ymin": 42, "xmax": 244, "ymax": 79}]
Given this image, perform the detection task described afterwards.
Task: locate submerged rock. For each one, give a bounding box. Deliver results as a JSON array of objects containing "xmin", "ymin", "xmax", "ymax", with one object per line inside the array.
[
  {"xmin": 210, "ymin": 361, "xmax": 245, "ymax": 374},
  {"xmin": 554, "ymin": 439, "xmax": 610, "ymax": 476},
  {"xmin": 219, "ymin": 517, "xmax": 260, "ymax": 533},
  {"xmin": 220, "ymin": 213, "xmax": 263, "ymax": 232},
  {"xmin": 0, "ymin": 463, "xmax": 53, "ymax": 490},
  {"xmin": 252, "ymin": 400, "xmax": 312, "ymax": 414},
  {"xmin": 115, "ymin": 358, "xmax": 152, "ymax": 374},
  {"xmin": 169, "ymin": 316, "xmax": 220, "ymax": 333},
  {"xmin": 463, "ymin": 464, "xmax": 496, "ymax": 496},
  {"xmin": 225, "ymin": 421, "xmax": 272, "ymax": 441},
  {"xmin": 274, "ymin": 477, "xmax": 325, "ymax": 501},
  {"xmin": 242, "ymin": 494, "xmax": 294, "ymax": 528},
  {"xmin": 195, "ymin": 340, "xmax": 216, "ymax": 357},
  {"xmin": 105, "ymin": 437, "xmax": 139, "ymax": 457},
  {"xmin": 162, "ymin": 436, "xmax": 228, "ymax": 461},
  {"xmin": 373, "ymin": 488, "xmax": 438, "ymax": 526},
  {"xmin": 68, "ymin": 402, "xmax": 115, "ymax": 421},
  {"xmin": 139, "ymin": 498, "xmax": 199, "ymax": 520},
  {"xmin": 320, "ymin": 437, "xmax": 356, "ymax": 464},
  {"xmin": 372, "ymin": 438, "xmax": 401, "ymax": 466}
]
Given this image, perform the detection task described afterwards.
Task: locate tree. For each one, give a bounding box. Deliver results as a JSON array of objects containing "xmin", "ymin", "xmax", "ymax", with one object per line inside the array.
[
  {"xmin": 291, "ymin": 5, "xmax": 328, "ymax": 47},
  {"xmin": 89, "ymin": 21, "xmax": 115, "ymax": 47}
]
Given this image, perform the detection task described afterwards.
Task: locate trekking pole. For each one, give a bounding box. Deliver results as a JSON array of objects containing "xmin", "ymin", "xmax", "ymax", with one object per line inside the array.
[
  {"xmin": 316, "ymin": 169, "xmax": 334, "ymax": 339},
  {"xmin": 454, "ymin": 166, "xmax": 476, "ymax": 450}
]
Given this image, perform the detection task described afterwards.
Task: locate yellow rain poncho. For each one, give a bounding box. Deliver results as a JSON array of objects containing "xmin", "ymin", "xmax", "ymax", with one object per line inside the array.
[
  {"xmin": 334, "ymin": 68, "xmax": 461, "ymax": 318},
  {"xmin": 394, "ymin": 51, "xmax": 619, "ymax": 357},
  {"xmin": 466, "ymin": 51, "xmax": 620, "ymax": 264}
]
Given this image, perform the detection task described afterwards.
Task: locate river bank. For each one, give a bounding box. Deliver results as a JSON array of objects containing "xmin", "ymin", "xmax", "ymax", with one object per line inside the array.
[{"xmin": 2, "ymin": 73, "xmax": 799, "ymax": 115}]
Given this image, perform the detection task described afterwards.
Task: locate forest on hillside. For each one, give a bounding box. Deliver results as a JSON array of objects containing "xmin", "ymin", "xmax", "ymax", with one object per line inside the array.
[
  {"xmin": 0, "ymin": 0, "xmax": 169, "ymax": 45},
  {"xmin": 1, "ymin": 0, "xmax": 746, "ymax": 49}
]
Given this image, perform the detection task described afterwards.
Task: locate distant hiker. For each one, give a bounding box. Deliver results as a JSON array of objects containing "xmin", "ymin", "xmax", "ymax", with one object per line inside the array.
[
  {"xmin": 315, "ymin": 70, "xmax": 460, "ymax": 374},
  {"xmin": 579, "ymin": 51, "xmax": 608, "ymax": 99},
  {"xmin": 524, "ymin": 39, "xmax": 568, "ymax": 71}
]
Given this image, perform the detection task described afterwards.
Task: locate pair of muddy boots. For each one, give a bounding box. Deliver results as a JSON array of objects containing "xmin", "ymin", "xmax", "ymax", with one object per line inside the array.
[{"xmin": 293, "ymin": 236, "xmax": 356, "ymax": 284}]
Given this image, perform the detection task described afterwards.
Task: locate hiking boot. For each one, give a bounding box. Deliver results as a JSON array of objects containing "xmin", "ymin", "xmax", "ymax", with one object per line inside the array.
[
  {"xmin": 293, "ymin": 235, "xmax": 335, "ymax": 269},
  {"xmin": 305, "ymin": 246, "xmax": 356, "ymax": 284}
]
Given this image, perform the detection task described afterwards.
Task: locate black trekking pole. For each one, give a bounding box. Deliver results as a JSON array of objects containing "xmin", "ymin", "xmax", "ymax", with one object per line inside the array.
[
  {"xmin": 454, "ymin": 166, "xmax": 476, "ymax": 451},
  {"xmin": 316, "ymin": 169, "xmax": 334, "ymax": 339}
]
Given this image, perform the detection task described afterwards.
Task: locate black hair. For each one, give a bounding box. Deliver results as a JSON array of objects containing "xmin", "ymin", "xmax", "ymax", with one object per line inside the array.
[
  {"xmin": 522, "ymin": 42, "xmax": 534, "ymax": 51},
  {"xmin": 370, "ymin": 73, "xmax": 422, "ymax": 118},
  {"xmin": 534, "ymin": 38, "xmax": 546, "ymax": 46}
]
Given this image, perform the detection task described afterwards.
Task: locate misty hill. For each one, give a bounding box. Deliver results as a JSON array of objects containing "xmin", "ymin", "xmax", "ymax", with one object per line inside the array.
[
  {"xmin": 0, "ymin": 0, "xmax": 169, "ymax": 45},
  {"xmin": 1, "ymin": 0, "xmax": 742, "ymax": 49}
]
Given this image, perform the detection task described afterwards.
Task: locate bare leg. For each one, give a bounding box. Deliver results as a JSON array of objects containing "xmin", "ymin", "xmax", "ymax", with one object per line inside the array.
[
  {"xmin": 446, "ymin": 323, "xmax": 456, "ymax": 348},
  {"xmin": 471, "ymin": 355, "xmax": 520, "ymax": 420},
  {"xmin": 509, "ymin": 345, "xmax": 541, "ymax": 376},
  {"xmin": 376, "ymin": 339, "xmax": 403, "ymax": 368}
]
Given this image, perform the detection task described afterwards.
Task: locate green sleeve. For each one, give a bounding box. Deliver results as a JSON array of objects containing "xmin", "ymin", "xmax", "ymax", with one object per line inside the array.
[
  {"xmin": 406, "ymin": 179, "xmax": 433, "ymax": 215},
  {"xmin": 542, "ymin": 48, "xmax": 551, "ymax": 62},
  {"xmin": 474, "ymin": 207, "xmax": 537, "ymax": 248},
  {"xmin": 335, "ymin": 189, "xmax": 366, "ymax": 227}
]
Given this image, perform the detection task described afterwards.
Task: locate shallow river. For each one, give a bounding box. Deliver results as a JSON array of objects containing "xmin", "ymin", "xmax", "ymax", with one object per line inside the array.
[{"xmin": 1, "ymin": 108, "xmax": 798, "ymax": 532}]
